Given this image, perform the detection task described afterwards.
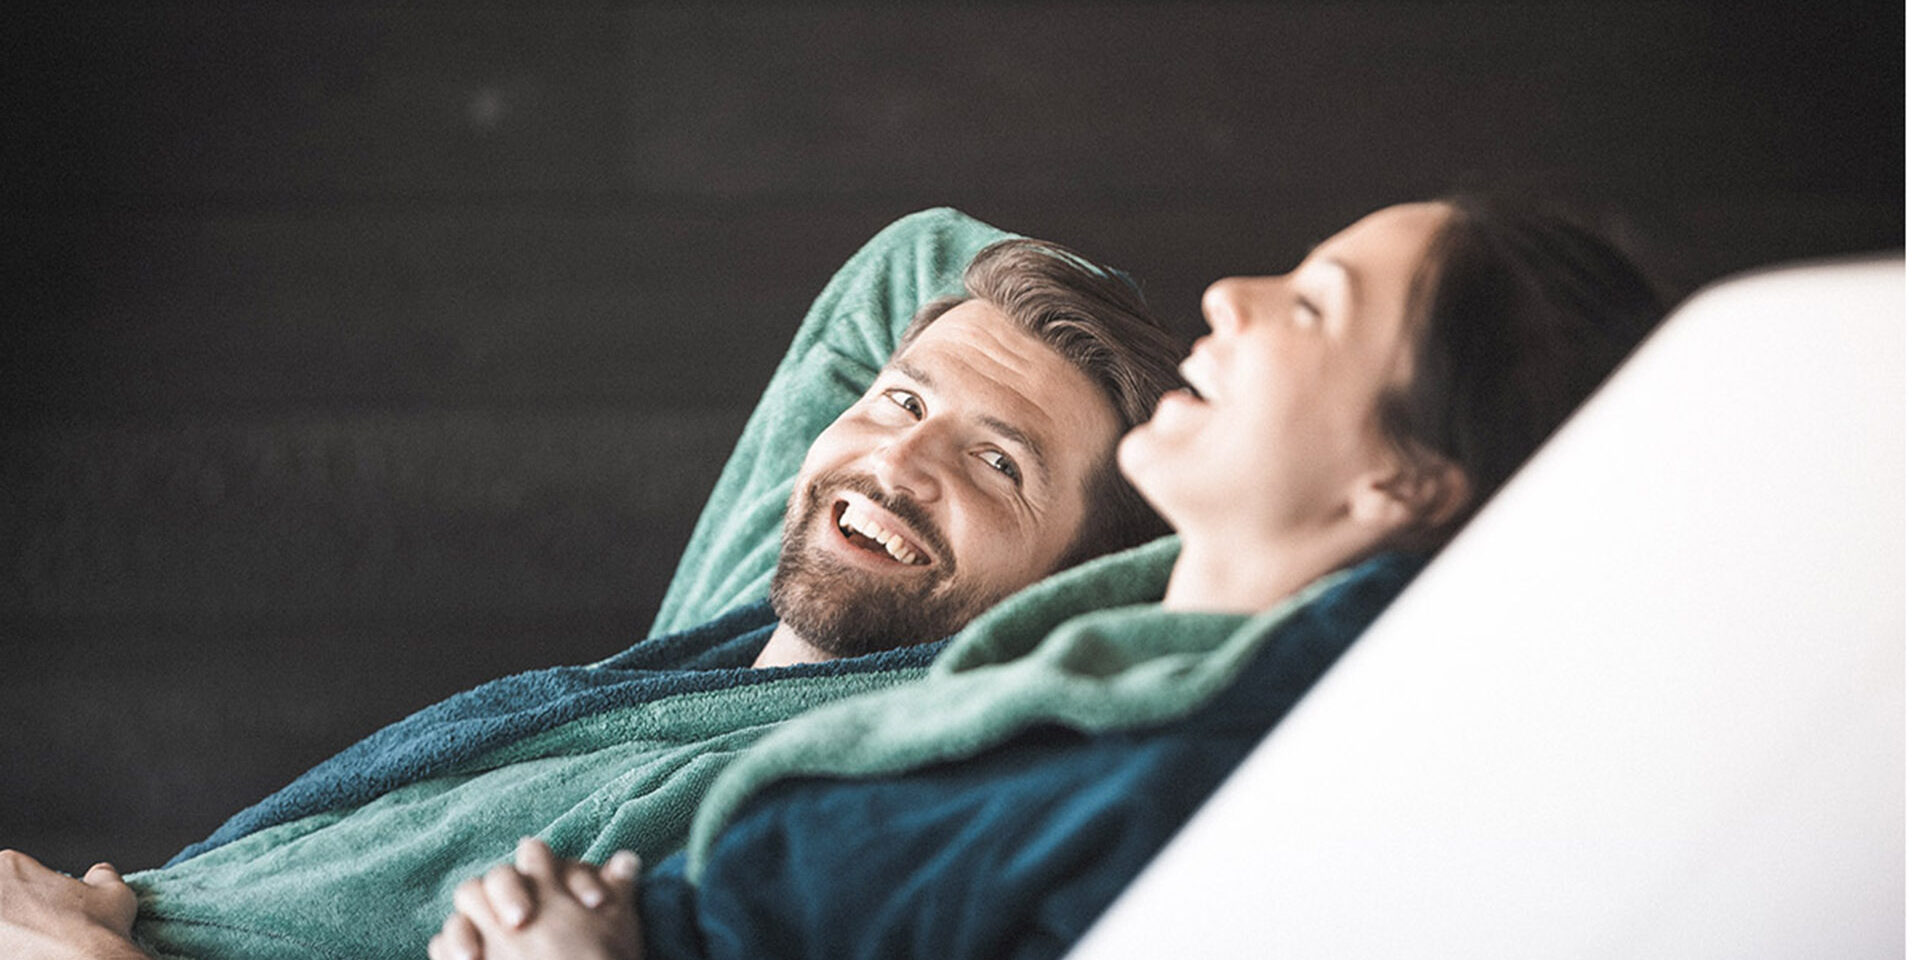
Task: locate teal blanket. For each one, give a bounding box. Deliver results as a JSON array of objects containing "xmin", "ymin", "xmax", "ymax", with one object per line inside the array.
[
  {"xmin": 124, "ymin": 208, "xmax": 1018, "ymax": 960},
  {"xmin": 684, "ymin": 533, "xmax": 1360, "ymax": 879},
  {"xmin": 163, "ymin": 604, "xmax": 838, "ymax": 866},
  {"xmin": 644, "ymin": 544, "xmax": 1424, "ymax": 960},
  {"xmin": 132, "ymin": 622, "xmax": 934, "ymax": 960}
]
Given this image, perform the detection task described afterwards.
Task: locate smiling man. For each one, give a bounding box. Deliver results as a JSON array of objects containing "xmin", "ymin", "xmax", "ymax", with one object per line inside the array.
[
  {"xmin": 759, "ymin": 246, "xmax": 1180, "ymax": 666},
  {"xmin": 0, "ymin": 210, "xmax": 1187, "ymax": 960}
]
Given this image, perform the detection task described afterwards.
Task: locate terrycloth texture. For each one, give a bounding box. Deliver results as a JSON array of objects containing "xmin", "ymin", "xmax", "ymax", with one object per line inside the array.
[
  {"xmin": 168, "ymin": 205, "xmax": 1011, "ymax": 869},
  {"xmin": 127, "ymin": 612, "xmax": 941, "ymax": 960},
  {"xmin": 121, "ymin": 207, "xmax": 1016, "ymax": 960},
  {"xmin": 685, "ymin": 533, "xmax": 1351, "ymax": 875},
  {"xmin": 647, "ymin": 546, "xmax": 1426, "ymax": 960},
  {"xmin": 683, "ymin": 534, "xmax": 1192, "ymax": 873},
  {"xmin": 168, "ymin": 602, "xmax": 775, "ymax": 865},
  {"xmin": 649, "ymin": 207, "xmax": 1015, "ymax": 637}
]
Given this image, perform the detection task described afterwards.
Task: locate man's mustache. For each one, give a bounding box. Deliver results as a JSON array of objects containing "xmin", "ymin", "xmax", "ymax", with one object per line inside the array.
[{"xmin": 807, "ymin": 469, "xmax": 955, "ymax": 571}]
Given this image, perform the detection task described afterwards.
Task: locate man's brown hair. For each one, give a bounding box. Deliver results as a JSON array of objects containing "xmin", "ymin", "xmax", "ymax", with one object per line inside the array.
[{"xmin": 898, "ymin": 238, "xmax": 1187, "ymax": 570}]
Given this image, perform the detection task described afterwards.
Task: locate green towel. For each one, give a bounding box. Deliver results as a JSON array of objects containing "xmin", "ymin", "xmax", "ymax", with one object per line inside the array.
[
  {"xmin": 124, "ymin": 207, "xmax": 1017, "ymax": 960},
  {"xmin": 685, "ymin": 535, "xmax": 1361, "ymax": 880},
  {"xmin": 650, "ymin": 208, "xmax": 1016, "ymax": 637},
  {"xmin": 132, "ymin": 660, "xmax": 923, "ymax": 960}
]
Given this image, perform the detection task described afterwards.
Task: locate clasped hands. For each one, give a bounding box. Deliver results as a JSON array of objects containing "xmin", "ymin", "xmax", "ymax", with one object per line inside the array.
[
  {"xmin": 1, "ymin": 838, "xmax": 640, "ymax": 960},
  {"xmin": 0, "ymin": 850, "xmax": 145, "ymax": 960},
  {"xmin": 430, "ymin": 838, "xmax": 644, "ymax": 960}
]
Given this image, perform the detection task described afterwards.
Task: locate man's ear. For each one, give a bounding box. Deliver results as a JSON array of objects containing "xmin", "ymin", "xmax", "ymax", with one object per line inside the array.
[{"xmin": 1348, "ymin": 457, "xmax": 1471, "ymax": 538}]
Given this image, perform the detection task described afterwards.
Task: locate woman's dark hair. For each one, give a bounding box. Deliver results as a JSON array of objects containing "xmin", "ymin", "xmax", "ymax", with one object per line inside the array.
[{"xmin": 1378, "ymin": 194, "xmax": 1669, "ymax": 551}]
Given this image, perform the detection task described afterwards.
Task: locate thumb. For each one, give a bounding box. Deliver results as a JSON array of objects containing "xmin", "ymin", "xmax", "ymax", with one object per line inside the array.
[
  {"xmin": 600, "ymin": 850, "xmax": 642, "ymax": 896},
  {"xmin": 82, "ymin": 861, "xmax": 139, "ymax": 934}
]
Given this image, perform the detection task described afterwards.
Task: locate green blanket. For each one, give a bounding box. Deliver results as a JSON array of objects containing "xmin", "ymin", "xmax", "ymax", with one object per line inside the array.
[
  {"xmin": 685, "ymin": 535, "xmax": 1360, "ymax": 880},
  {"xmin": 644, "ymin": 546, "xmax": 1424, "ymax": 960},
  {"xmin": 132, "ymin": 645, "xmax": 924, "ymax": 960},
  {"xmin": 124, "ymin": 207, "xmax": 1016, "ymax": 960},
  {"xmin": 650, "ymin": 208, "xmax": 1015, "ymax": 636}
]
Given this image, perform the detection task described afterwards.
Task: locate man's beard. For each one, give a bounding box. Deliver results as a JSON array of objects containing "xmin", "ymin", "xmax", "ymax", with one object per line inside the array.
[{"xmin": 769, "ymin": 470, "xmax": 992, "ymax": 659}]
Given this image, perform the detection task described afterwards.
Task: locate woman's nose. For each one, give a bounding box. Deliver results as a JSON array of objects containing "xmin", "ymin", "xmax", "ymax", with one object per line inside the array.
[{"xmin": 1200, "ymin": 278, "xmax": 1252, "ymax": 335}]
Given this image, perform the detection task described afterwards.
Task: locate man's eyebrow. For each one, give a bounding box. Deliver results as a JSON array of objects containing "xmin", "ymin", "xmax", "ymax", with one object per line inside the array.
[
  {"xmin": 888, "ymin": 358, "xmax": 1052, "ymax": 489},
  {"xmin": 891, "ymin": 358, "xmax": 934, "ymax": 387}
]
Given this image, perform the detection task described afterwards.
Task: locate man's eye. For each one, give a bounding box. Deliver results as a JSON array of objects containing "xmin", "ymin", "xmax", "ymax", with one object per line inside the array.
[
  {"xmin": 882, "ymin": 388, "xmax": 925, "ymax": 418},
  {"xmin": 979, "ymin": 449, "xmax": 1022, "ymax": 485}
]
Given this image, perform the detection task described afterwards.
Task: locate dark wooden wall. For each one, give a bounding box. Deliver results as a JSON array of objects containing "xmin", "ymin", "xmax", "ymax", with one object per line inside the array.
[{"xmin": 5, "ymin": 2, "xmax": 1902, "ymax": 873}]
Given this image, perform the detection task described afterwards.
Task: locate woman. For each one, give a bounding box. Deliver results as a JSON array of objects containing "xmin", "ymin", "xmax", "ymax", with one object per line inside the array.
[{"xmin": 431, "ymin": 196, "xmax": 1664, "ymax": 960}]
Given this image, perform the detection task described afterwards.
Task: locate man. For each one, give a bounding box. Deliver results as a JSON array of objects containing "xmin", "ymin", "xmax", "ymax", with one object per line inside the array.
[
  {"xmin": 0, "ymin": 208, "xmax": 1187, "ymax": 960},
  {"xmin": 756, "ymin": 239, "xmax": 1182, "ymax": 667}
]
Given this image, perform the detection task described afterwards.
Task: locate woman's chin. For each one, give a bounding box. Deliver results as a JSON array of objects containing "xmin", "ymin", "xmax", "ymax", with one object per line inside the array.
[
  {"xmin": 1115, "ymin": 427, "xmax": 1157, "ymax": 485},
  {"xmin": 1116, "ymin": 429, "xmax": 1180, "ymax": 518}
]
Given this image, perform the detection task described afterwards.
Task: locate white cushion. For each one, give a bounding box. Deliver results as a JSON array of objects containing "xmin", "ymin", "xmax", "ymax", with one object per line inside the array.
[{"xmin": 1069, "ymin": 256, "xmax": 1905, "ymax": 959}]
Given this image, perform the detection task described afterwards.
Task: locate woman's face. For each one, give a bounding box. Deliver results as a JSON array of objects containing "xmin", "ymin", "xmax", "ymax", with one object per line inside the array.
[{"xmin": 1117, "ymin": 202, "xmax": 1452, "ymax": 545}]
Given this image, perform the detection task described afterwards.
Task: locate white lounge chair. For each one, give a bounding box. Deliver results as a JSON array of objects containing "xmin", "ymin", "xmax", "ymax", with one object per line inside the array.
[{"xmin": 1070, "ymin": 255, "xmax": 1905, "ymax": 959}]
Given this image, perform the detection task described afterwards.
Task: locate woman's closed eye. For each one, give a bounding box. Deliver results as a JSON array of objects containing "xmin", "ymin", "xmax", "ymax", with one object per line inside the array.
[{"xmin": 1291, "ymin": 295, "xmax": 1323, "ymax": 327}]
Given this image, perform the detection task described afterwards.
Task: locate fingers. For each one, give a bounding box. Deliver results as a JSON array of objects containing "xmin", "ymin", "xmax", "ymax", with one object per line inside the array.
[
  {"xmin": 573, "ymin": 850, "xmax": 642, "ymax": 912},
  {"xmin": 561, "ymin": 848, "xmax": 641, "ymax": 910},
  {"xmin": 453, "ymin": 875, "xmax": 503, "ymax": 932},
  {"xmin": 514, "ymin": 835, "xmax": 588, "ymax": 909},
  {"xmin": 563, "ymin": 860, "xmax": 609, "ymax": 909},
  {"xmin": 602, "ymin": 850, "xmax": 642, "ymax": 892},
  {"xmin": 512, "ymin": 837, "xmax": 560, "ymax": 886},
  {"xmin": 516, "ymin": 837, "xmax": 632, "ymax": 911},
  {"xmin": 82, "ymin": 860, "xmax": 141, "ymax": 932},
  {"xmin": 479, "ymin": 863, "xmax": 535, "ymax": 928},
  {"xmin": 603, "ymin": 850, "xmax": 641, "ymax": 882},
  {"xmin": 430, "ymin": 911, "xmax": 484, "ymax": 960}
]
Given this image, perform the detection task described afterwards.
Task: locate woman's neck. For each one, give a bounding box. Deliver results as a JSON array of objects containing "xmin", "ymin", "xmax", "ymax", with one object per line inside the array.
[{"xmin": 1162, "ymin": 526, "xmax": 1353, "ymax": 613}]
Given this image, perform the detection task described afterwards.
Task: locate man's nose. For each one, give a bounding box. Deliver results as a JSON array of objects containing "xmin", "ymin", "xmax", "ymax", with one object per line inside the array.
[{"xmin": 867, "ymin": 425, "xmax": 945, "ymax": 502}]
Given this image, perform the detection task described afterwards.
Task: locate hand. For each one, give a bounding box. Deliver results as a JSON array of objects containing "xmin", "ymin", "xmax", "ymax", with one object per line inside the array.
[
  {"xmin": 0, "ymin": 850, "xmax": 148, "ymax": 960},
  {"xmin": 430, "ymin": 838, "xmax": 642, "ymax": 960}
]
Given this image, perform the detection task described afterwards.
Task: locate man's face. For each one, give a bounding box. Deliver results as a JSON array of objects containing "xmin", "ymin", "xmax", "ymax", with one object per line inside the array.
[{"xmin": 771, "ymin": 299, "xmax": 1121, "ymax": 656}]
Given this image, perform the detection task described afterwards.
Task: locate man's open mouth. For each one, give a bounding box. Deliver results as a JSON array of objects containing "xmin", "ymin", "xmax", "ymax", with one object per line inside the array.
[{"xmin": 830, "ymin": 497, "xmax": 932, "ymax": 566}]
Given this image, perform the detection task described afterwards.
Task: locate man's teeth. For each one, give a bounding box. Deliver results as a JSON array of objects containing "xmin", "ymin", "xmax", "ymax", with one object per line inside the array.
[{"xmin": 837, "ymin": 502, "xmax": 927, "ymax": 565}]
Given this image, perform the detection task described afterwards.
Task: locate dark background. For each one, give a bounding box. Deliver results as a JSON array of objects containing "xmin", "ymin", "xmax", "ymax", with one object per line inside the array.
[{"xmin": 4, "ymin": 2, "xmax": 1902, "ymax": 874}]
